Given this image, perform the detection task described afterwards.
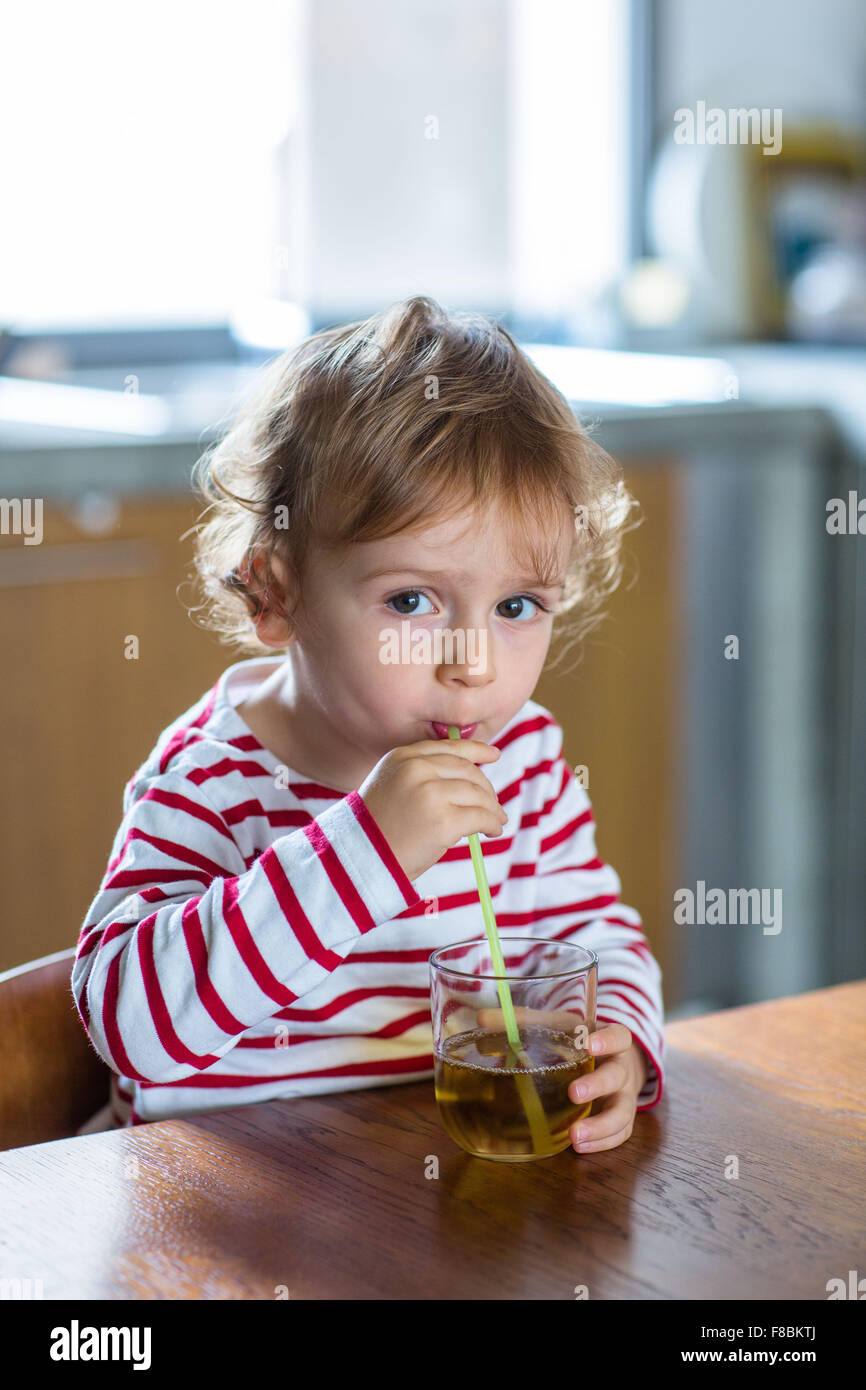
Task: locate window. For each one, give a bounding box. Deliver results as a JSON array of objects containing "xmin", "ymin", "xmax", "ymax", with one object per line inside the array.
[
  {"xmin": 1, "ymin": 0, "xmax": 636, "ymax": 338},
  {"xmin": 509, "ymin": 0, "xmax": 632, "ymax": 324},
  {"xmin": 0, "ymin": 0, "xmax": 301, "ymax": 327}
]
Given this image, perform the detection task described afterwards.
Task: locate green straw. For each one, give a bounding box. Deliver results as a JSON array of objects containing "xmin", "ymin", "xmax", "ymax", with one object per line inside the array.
[{"xmin": 448, "ymin": 725, "xmax": 550, "ymax": 1153}]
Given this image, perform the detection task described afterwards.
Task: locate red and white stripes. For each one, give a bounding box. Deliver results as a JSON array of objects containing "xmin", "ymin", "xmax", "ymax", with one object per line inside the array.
[{"xmin": 72, "ymin": 663, "xmax": 665, "ymax": 1127}]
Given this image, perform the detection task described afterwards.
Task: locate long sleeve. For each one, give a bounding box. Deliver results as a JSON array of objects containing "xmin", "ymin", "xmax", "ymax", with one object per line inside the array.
[
  {"xmin": 72, "ymin": 771, "xmax": 421, "ymax": 1085},
  {"xmin": 524, "ymin": 737, "xmax": 665, "ymax": 1111}
]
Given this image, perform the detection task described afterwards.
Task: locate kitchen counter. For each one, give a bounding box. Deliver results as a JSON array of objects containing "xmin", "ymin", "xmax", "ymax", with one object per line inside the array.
[{"xmin": 0, "ymin": 342, "xmax": 848, "ymax": 496}]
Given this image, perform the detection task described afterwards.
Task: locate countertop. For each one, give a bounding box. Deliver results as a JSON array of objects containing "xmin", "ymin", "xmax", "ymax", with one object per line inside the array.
[{"xmin": 0, "ymin": 340, "xmax": 853, "ymax": 497}]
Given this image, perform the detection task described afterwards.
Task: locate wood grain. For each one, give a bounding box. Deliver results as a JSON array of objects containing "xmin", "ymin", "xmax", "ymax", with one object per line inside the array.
[{"xmin": 0, "ymin": 982, "xmax": 861, "ymax": 1300}]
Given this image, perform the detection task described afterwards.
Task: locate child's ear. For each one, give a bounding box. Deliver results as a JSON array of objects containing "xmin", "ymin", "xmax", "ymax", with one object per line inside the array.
[{"xmin": 239, "ymin": 551, "xmax": 296, "ymax": 648}]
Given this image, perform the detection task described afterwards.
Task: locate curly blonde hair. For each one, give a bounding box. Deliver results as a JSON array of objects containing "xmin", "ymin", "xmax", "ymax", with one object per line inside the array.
[{"xmin": 186, "ymin": 295, "xmax": 640, "ymax": 672}]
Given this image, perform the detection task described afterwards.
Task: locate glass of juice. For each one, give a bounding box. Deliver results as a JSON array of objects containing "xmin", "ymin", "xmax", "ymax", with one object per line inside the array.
[{"xmin": 429, "ymin": 937, "xmax": 597, "ymax": 1161}]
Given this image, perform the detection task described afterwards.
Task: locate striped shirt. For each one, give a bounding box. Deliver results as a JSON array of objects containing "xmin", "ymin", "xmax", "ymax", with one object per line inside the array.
[{"xmin": 72, "ymin": 656, "xmax": 665, "ymax": 1128}]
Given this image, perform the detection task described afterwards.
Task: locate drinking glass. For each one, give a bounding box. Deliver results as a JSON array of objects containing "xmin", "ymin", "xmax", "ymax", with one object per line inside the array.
[{"xmin": 429, "ymin": 936, "xmax": 598, "ymax": 1161}]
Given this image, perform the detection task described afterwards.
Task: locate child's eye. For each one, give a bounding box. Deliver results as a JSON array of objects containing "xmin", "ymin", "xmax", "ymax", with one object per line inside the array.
[
  {"xmin": 496, "ymin": 595, "xmax": 549, "ymax": 621},
  {"xmin": 385, "ymin": 590, "xmax": 436, "ymax": 616},
  {"xmin": 384, "ymin": 591, "xmax": 550, "ymax": 620}
]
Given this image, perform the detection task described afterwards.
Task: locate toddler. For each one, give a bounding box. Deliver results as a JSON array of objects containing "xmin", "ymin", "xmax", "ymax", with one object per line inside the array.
[{"xmin": 72, "ymin": 295, "xmax": 664, "ymax": 1152}]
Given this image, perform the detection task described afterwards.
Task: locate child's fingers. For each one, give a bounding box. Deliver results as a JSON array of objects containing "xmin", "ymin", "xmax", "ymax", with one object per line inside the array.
[
  {"xmin": 570, "ymin": 1088, "xmax": 636, "ymax": 1153},
  {"xmin": 568, "ymin": 1053, "xmax": 630, "ymax": 1107},
  {"xmin": 475, "ymin": 1006, "xmax": 582, "ymax": 1032},
  {"xmin": 409, "ymin": 738, "xmax": 500, "ymax": 763},
  {"xmin": 473, "ymin": 1016, "xmax": 633, "ymax": 1048},
  {"xmin": 587, "ymin": 1021, "xmax": 633, "ymax": 1057}
]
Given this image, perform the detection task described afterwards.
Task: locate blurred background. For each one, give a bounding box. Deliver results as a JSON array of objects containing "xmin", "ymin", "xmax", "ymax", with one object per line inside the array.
[{"xmin": 1, "ymin": 0, "xmax": 863, "ymax": 1019}]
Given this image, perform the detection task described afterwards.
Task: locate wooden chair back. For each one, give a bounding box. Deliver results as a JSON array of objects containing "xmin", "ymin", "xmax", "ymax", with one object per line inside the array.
[{"xmin": 0, "ymin": 947, "xmax": 112, "ymax": 1150}]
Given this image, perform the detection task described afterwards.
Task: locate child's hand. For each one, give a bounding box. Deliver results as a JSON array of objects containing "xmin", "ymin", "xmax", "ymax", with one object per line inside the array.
[
  {"xmin": 474, "ymin": 1008, "xmax": 648, "ymax": 1154},
  {"xmin": 569, "ymin": 1022, "xmax": 648, "ymax": 1154},
  {"xmin": 358, "ymin": 738, "xmax": 506, "ymax": 882}
]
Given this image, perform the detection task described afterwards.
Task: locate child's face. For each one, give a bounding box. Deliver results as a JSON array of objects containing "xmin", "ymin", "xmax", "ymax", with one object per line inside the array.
[{"xmin": 261, "ymin": 498, "xmax": 574, "ymax": 785}]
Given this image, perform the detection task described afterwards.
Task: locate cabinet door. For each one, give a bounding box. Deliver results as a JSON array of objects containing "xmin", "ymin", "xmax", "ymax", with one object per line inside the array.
[
  {"xmin": 533, "ymin": 461, "xmax": 682, "ymax": 1003},
  {"xmin": 0, "ymin": 494, "xmax": 230, "ymax": 971}
]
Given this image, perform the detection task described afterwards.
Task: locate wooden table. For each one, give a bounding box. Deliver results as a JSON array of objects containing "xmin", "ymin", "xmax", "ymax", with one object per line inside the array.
[{"xmin": 1, "ymin": 982, "xmax": 863, "ymax": 1300}]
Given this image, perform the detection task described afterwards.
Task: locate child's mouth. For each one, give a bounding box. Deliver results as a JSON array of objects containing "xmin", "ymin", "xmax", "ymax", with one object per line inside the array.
[{"xmin": 429, "ymin": 721, "xmax": 478, "ymax": 739}]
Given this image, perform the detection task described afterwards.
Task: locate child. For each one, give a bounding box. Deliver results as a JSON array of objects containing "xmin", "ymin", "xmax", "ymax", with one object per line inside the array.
[{"xmin": 72, "ymin": 295, "xmax": 664, "ymax": 1152}]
